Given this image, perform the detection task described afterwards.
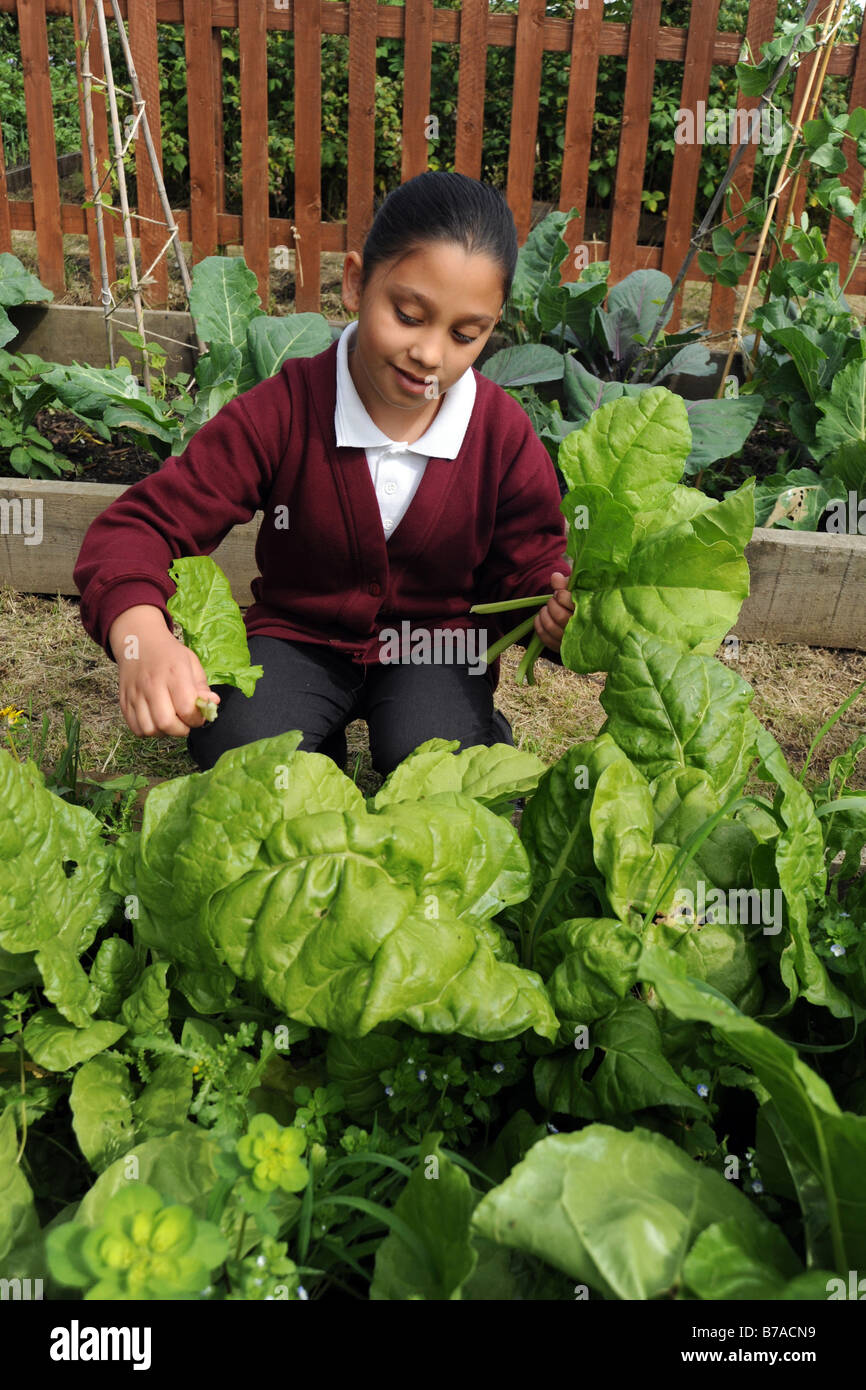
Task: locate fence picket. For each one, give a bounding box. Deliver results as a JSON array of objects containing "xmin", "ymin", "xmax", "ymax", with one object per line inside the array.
[
  {"xmin": 0, "ymin": 119, "xmax": 11, "ymax": 253},
  {"xmin": 559, "ymin": 0, "xmax": 604, "ymax": 281},
  {"xmin": 294, "ymin": 0, "xmax": 323, "ymax": 311},
  {"xmin": 184, "ymin": 0, "xmax": 218, "ymax": 269},
  {"xmin": 506, "ymin": 0, "xmax": 545, "ymax": 242},
  {"xmin": 607, "ymin": 0, "xmax": 663, "ymax": 283},
  {"xmin": 347, "ymin": 0, "xmax": 376, "ymax": 254},
  {"xmin": 16, "ymin": 0, "xmax": 65, "ymax": 293},
  {"xmin": 455, "ymin": 0, "xmax": 487, "ymax": 180},
  {"xmin": 239, "ymin": 0, "xmax": 269, "ymax": 300},
  {"xmin": 401, "ymin": 0, "xmax": 433, "ymax": 183},
  {"xmin": 661, "ymin": 0, "xmax": 721, "ymax": 331}
]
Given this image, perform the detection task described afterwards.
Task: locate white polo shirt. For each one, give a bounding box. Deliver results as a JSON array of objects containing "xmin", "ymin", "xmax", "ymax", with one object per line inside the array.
[{"xmin": 334, "ymin": 319, "xmax": 477, "ymax": 540}]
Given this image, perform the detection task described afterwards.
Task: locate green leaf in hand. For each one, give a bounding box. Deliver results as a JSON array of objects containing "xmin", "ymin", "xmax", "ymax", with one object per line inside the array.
[{"xmin": 167, "ymin": 555, "xmax": 263, "ymax": 708}]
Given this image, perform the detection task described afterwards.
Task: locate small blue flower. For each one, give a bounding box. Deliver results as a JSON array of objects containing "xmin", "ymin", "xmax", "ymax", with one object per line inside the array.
[
  {"xmin": 696, "ymin": 1083, "xmax": 709, "ymax": 1098},
  {"xmin": 384, "ymin": 1085, "xmax": 394, "ymax": 1097},
  {"xmin": 547, "ymin": 1122, "xmax": 559, "ymax": 1134},
  {"xmin": 751, "ymin": 1179, "xmax": 764, "ymax": 1194},
  {"xmin": 830, "ymin": 942, "xmax": 846, "ymax": 957},
  {"xmin": 492, "ymin": 1061, "xmax": 505, "ymax": 1074},
  {"xmin": 256, "ymin": 1254, "xmax": 267, "ymax": 1268},
  {"xmin": 838, "ymin": 912, "xmax": 851, "ymax": 919},
  {"xmin": 417, "ymin": 1068, "xmax": 427, "ymax": 1082},
  {"xmin": 297, "ymin": 1285, "xmax": 309, "ymax": 1300}
]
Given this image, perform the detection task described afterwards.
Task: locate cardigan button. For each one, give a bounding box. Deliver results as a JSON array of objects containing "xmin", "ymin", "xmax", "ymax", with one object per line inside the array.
[{"xmin": 368, "ymin": 581, "xmax": 381, "ymax": 596}]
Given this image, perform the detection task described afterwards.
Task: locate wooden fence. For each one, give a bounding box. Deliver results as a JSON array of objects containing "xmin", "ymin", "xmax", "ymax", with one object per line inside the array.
[{"xmin": 1, "ymin": 0, "xmax": 865, "ymax": 336}]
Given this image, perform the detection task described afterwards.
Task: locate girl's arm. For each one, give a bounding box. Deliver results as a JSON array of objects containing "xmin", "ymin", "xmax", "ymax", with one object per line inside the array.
[
  {"xmin": 74, "ymin": 375, "xmax": 290, "ymax": 663},
  {"xmin": 475, "ymin": 405, "xmax": 570, "ymax": 658}
]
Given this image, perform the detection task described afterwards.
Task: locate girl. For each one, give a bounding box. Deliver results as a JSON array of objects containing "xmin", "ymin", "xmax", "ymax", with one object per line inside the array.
[{"xmin": 74, "ymin": 172, "xmax": 574, "ymax": 776}]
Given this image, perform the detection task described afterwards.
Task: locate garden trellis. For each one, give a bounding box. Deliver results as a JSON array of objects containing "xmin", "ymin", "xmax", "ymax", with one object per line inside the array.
[
  {"xmin": 74, "ymin": 0, "xmax": 200, "ymax": 387},
  {"xmin": 0, "ymin": 1, "xmax": 865, "ymax": 326}
]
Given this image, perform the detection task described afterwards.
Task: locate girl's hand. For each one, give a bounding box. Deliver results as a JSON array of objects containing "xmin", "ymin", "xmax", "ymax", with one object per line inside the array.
[{"xmin": 533, "ymin": 571, "xmax": 574, "ymax": 652}]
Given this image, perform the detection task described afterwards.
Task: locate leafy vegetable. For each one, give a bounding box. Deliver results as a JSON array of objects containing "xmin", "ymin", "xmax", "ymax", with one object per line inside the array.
[{"xmin": 166, "ymin": 555, "xmax": 264, "ymax": 717}]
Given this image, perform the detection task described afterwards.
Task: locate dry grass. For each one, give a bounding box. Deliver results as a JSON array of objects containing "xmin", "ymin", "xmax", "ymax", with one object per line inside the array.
[{"xmin": 1, "ymin": 583, "xmax": 864, "ymax": 806}]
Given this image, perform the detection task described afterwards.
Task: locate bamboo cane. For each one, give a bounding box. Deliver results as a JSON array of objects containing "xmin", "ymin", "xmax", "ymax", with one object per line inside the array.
[
  {"xmin": 107, "ymin": 0, "xmax": 205, "ymax": 355},
  {"xmin": 92, "ymin": 0, "xmax": 151, "ymax": 392},
  {"xmin": 75, "ymin": 0, "xmax": 115, "ymax": 368},
  {"xmin": 715, "ymin": 2, "xmax": 842, "ymax": 396},
  {"xmin": 748, "ymin": 0, "xmax": 847, "ymax": 363}
]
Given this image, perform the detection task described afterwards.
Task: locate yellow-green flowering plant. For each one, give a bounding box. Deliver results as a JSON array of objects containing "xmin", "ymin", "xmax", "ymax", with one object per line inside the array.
[
  {"xmin": 236, "ymin": 1113, "xmax": 309, "ymax": 1194},
  {"xmin": 46, "ymin": 1183, "xmax": 228, "ymax": 1300}
]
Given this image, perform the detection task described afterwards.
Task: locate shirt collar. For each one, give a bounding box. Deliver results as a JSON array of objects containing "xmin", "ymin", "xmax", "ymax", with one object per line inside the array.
[{"xmin": 334, "ymin": 319, "xmax": 476, "ymax": 457}]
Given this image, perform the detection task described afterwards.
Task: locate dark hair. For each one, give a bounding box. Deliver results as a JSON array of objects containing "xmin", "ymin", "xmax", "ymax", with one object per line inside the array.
[{"xmin": 361, "ymin": 171, "xmax": 518, "ymax": 304}]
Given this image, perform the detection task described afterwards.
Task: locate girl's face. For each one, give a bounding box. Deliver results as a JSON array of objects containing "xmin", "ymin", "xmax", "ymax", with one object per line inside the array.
[{"xmin": 341, "ymin": 241, "xmax": 505, "ymax": 439}]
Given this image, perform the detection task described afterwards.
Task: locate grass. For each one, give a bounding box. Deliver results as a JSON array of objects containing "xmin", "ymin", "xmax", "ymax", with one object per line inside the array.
[{"xmin": 1, "ymin": 582, "xmax": 865, "ymax": 817}]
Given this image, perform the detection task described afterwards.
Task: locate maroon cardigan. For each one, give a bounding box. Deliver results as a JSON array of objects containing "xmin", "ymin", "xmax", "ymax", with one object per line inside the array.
[{"xmin": 73, "ymin": 339, "xmax": 569, "ymax": 690}]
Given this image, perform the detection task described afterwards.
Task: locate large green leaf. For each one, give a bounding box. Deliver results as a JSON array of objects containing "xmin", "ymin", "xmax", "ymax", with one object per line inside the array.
[
  {"xmin": 247, "ymin": 313, "xmax": 333, "ymax": 380},
  {"xmin": 602, "ymin": 269, "xmax": 674, "ymax": 358},
  {"xmin": 134, "ymin": 1058, "xmax": 194, "ymax": 1140},
  {"xmin": 0, "ymin": 251, "xmax": 52, "ymax": 354},
  {"xmin": 814, "ymin": 357, "xmax": 866, "ymax": 460},
  {"xmin": 561, "ymin": 355, "xmax": 647, "ymax": 424},
  {"xmin": 0, "ymin": 1107, "xmax": 45, "ymax": 1284},
  {"xmin": 472, "ymin": 1122, "xmax": 783, "ymax": 1299},
  {"xmin": 22, "ymin": 1010, "xmax": 126, "ymax": 1070},
  {"xmin": 588, "ymin": 755, "xmax": 679, "ymax": 921},
  {"xmin": 478, "ymin": 343, "xmax": 564, "ymax": 388},
  {"xmin": 372, "ymin": 739, "xmax": 546, "ymax": 814},
  {"xmin": 76, "ymin": 1129, "xmax": 220, "ymax": 1226},
  {"xmin": 188, "ymin": 254, "xmax": 263, "ymax": 348},
  {"xmin": 131, "ymin": 735, "xmax": 557, "ymax": 1040},
  {"xmin": 600, "ymin": 632, "xmax": 756, "ymax": 799},
  {"xmin": 557, "ymin": 385, "xmax": 690, "ymax": 512},
  {"xmin": 167, "ymin": 555, "xmax": 264, "ymax": 697},
  {"xmin": 370, "ymin": 1134, "xmax": 479, "ymax": 1300},
  {"xmin": 534, "ymin": 916, "xmax": 643, "ymax": 1029},
  {"xmin": 681, "ymin": 395, "xmax": 765, "ymax": 471},
  {"xmin": 682, "ymin": 1217, "xmax": 810, "ymax": 1300},
  {"xmin": 69, "ymin": 1053, "xmax": 137, "ymax": 1172},
  {"xmin": 535, "ymin": 278, "xmax": 607, "ymax": 343},
  {"xmin": 0, "ymin": 253, "xmax": 53, "ymax": 307},
  {"xmin": 0, "ymin": 750, "xmax": 117, "ymax": 1026},
  {"xmin": 750, "ymin": 722, "xmax": 854, "ymax": 1019},
  {"xmin": 650, "ymin": 768, "xmax": 758, "ymax": 893},
  {"xmin": 509, "ymin": 736, "xmax": 627, "ymax": 947},
  {"xmin": 534, "ymin": 997, "xmax": 706, "ymax": 1119},
  {"xmin": 507, "ymin": 208, "xmax": 575, "ymax": 324},
  {"xmin": 639, "ymin": 946, "xmax": 866, "ymax": 1271},
  {"xmin": 562, "ymin": 483, "xmax": 754, "ymax": 674}
]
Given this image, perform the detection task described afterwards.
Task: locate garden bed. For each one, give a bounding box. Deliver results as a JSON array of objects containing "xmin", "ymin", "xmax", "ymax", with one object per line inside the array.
[
  {"xmin": 3, "ymin": 304, "xmax": 866, "ymax": 652},
  {"xmin": 3, "ymin": 477, "xmax": 866, "ymax": 654}
]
